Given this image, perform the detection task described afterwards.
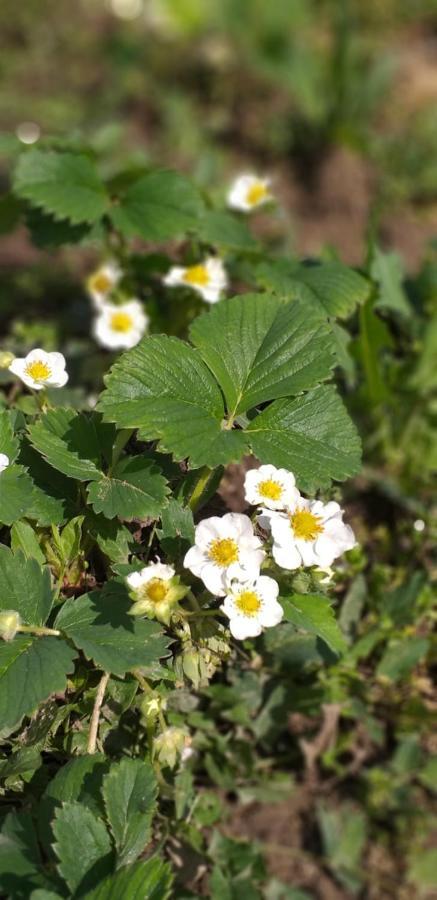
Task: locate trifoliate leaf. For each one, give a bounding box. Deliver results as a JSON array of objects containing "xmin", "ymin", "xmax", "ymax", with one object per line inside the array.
[
  {"xmin": 110, "ymin": 169, "xmax": 203, "ymax": 240},
  {"xmin": 13, "ymin": 150, "xmax": 109, "ymax": 224},
  {"xmin": 87, "ymin": 456, "xmax": 169, "ymax": 520},
  {"xmin": 246, "ymin": 385, "xmax": 361, "ymax": 491},
  {"xmin": 281, "ymin": 594, "xmax": 347, "ymax": 655},
  {"xmin": 102, "ymin": 758, "xmax": 157, "ymax": 868},
  {"xmin": 0, "ymin": 546, "xmax": 53, "ymax": 625},
  {"xmin": 99, "ymin": 294, "xmax": 360, "ymax": 486},
  {"xmin": 189, "ymin": 293, "xmax": 336, "ymax": 414},
  {"xmin": 53, "ymin": 802, "xmax": 113, "ymax": 895},
  {"xmin": 54, "ymin": 582, "xmax": 171, "ymax": 676},
  {"xmin": 0, "ymin": 636, "xmax": 76, "ymax": 737},
  {"xmin": 256, "ymin": 260, "xmax": 370, "ymax": 319},
  {"xmin": 84, "ymin": 857, "xmax": 173, "ymax": 900}
]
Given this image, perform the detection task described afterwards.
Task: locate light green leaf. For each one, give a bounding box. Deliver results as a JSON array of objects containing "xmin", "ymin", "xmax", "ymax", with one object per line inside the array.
[
  {"xmin": 28, "ymin": 408, "xmax": 112, "ymax": 482},
  {"xmin": 256, "ymin": 261, "xmax": 370, "ymax": 319},
  {"xmin": 190, "ymin": 294, "xmax": 336, "ymax": 415},
  {"xmin": 55, "ymin": 582, "xmax": 171, "ymax": 676},
  {"xmin": 0, "ymin": 464, "xmax": 34, "ymax": 525},
  {"xmin": 0, "ymin": 636, "xmax": 76, "ymax": 736},
  {"xmin": 13, "ymin": 150, "xmax": 109, "ymax": 224},
  {"xmin": 281, "ymin": 594, "xmax": 347, "ymax": 655},
  {"xmin": 111, "ymin": 169, "xmax": 203, "ymax": 240},
  {"xmin": 102, "ymin": 758, "xmax": 157, "ymax": 868},
  {"xmin": 53, "ymin": 801, "xmax": 113, "ymax": 895},
  {"xmin": 196, "ymin": 209, "xmax": 257, "ymax": 250},
  {"xmin": 371, "ymin": 246, "xmax": 412, "ymax": 318},
  {"xmin": 87, "ymin": 456, "xmax": 169, "ymax": 520},
  {"xmin": 247, "ymin": 385, "xmax": 361, "ymax": 491},
  {"xmin": 84, "ymin": 857, "xmax": 173, "ymax": 900},
  {"xmin": 10, "ymin": 521, "xmax": 45, "ymax": 564},
  {"xmin": 0, "ymin": 546, "xmax": 53, "ymax": 625}
]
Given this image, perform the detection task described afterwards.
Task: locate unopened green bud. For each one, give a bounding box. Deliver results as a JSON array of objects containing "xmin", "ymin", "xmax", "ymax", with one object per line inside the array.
[
  {"xmin": 0, "ymin": 352, "xmax": 15, "ymax": 370},
  {"xmin": 291, "ymin": 571, "xmax": 312, "ymax": 594},
  {"xmin": 182, "ymin": 648, "xmax": 201, "ymax": 689},
  {"xmin": 0, "ymin": 610, "xmax": 21, "ymax": 641},
  {"xmin": 140, "ymin": 692, "xmax": 166, "ymax": 725}
]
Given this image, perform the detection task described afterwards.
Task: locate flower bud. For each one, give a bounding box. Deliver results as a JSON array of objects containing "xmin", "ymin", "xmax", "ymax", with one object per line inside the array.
[
  {"xmin": 0, "ymin": 352, "xmax": 15, "ymax": 370},
  {"xmin": 0, "ymin": 610, "xmax": 21, "ymax": 641},
  {"xmin": 153, "ymin": 726, "xmax": 189, "ymax": 769},
  {"xmin": 140, "ymin": 692, "xmax": 166, "ymax": 725}
]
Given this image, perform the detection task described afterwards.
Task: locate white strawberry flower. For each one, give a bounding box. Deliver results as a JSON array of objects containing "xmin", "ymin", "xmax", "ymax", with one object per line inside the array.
[
  {"xmin": 126, "ymin": 561, "xmax": 188, "ymax": 625},
  {"xmin": 264, "ymin": 498, "xmax": 356, "ymax": 570},
  {"xmin": 221, "ymin": 575, "xmax": 283, "ymax": 640},
  {"xmin": 93, "ymin": 300, "xmax": 149, "ymax": 350},
  {"xmin": 9, "ymin": 350, "xmax": 68, "ymax": 391},
  {"xmin": 163, "ymin": 256, "xmax": 227, "ymax": 304},
  {"xmin": 227, "ymin": 173, "xmax": 272, "ymax": 212},
  {"xmin": 184, "ymin": 512, "xmax": 265, "ymax": 597},
  {"xmin": 0, "ymin": 454, "xmax": 9, "ymax": 473},
  {"xmin": 245, "ymin": 464, "xmax": 300, "ymax": 511},
  {"xmin": 87, "ymin": 261, "xmax": 122, "ymax": 308}
]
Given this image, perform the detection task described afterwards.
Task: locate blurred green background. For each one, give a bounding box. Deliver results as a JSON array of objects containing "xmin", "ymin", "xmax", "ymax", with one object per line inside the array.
[{"xmin": 2, "ymin": 0, "xmax": 437, "ymax": 267}]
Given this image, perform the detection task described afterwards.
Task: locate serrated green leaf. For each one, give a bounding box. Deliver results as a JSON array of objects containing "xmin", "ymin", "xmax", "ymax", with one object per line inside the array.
[
  {"xmin": 99, "ymin": 296, "xmax": 360, "ymax": 486},
  {"xmin": 246, "ymin": 385, "xmax": 361, "ymax": 491},
  {"xmin": 156, "ymin": 498, "xmax": 195, "ymax": 558},
  {"xmin": 28, "ymin": 408, "xmax": 113, "ymax": 482},
  {"xmin": 256, "ymin": 261, "xmax": 370, "ymax": 319},
  {"xmin": 10, "ymin": 521, "xmax": 46, "ymax": 563},
  {"xmin": 111, "ymin": 169, "xmax": 203, "ymax": 240},
  {"xmin": 85, "ymin": 512, "xmax": 135, "ymax": 564},
  {"xmin": 55, "ymin": 582, "xmax": 171, "ymax": 676},
  {"xmin": 20, "ymin": 441, "xmax": 79, "ymax": 526},
  {"xmin": 14, "ymin": 150, "xmax": 108, "ymax": 224},
  {"xmin": 38, "ymin": 755, "xmax": 109, "ymax": 853},
  {"xmin": 0, "ymin": 546, "xmax": 53, "ymax": 625},
  {"xmin": 53, "ymin": 801, "xmax": 113, "ymax": 895},
  {"xmin": 26, "ymin": 206, "xmax": 92, "ymax": 247},
  {"xmin": 0, "ymin": 464, "xmax": 34, "ymax": 525},
  {"xmin": 84, "ymin": 857, "xmax": 173, "ymax": 900},
  {"xmin": 281, "ymin": 594, "xmax": 347, "ymax": 655},
  {"xmin": 102, "ymin": 758, "xmax": 157, "ymax": 868},
  {"xmin": 190, "ymin": 294, "xmax": 336, "ymax": 414},
  {"xmin": 0, "ymin": 636, "xmax": 76, "ymax": 736},
  {"xmin": 0, "ymin": 811, "xmax": 42, "ymax": 897},
  {"xmin": 87, "ymin": 456, "xmax": 169, "ymax": 520}
]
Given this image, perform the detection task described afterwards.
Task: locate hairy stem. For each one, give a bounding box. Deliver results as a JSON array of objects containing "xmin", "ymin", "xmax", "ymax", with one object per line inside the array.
[
  {"xmin": 18, "ymin": 624, "xmax": 61, "ymax": 637},
  {"xmin": 87, "ymin": 671, "xmax": 110, "ymax": 754}
]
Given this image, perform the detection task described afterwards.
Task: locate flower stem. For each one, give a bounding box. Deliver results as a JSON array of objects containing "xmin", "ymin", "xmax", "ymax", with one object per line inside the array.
[
  {"xmin": 18, "ymin": 624, "xmax": 61, "ymax": 637},
  {"xmin": 87, "ymin": 671, "xmax": 110, "ymax": 754},
  {"xmin": 187, "ymin": 465, "xmax": 223, "ymax": 513}
]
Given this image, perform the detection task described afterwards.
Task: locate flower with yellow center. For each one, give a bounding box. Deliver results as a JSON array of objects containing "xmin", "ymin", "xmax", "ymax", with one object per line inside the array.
[
  {"xmin": 93, "ymin": 300, "xmax": 149, "ymax": 350},
  {"xmin": 227, "ymin": 173, "xmax": 273, "ymax": 212},
  {"xmin": 9, "ymin": 349, "xmax": 68, "ymax": 391},
  {"xmin": 266, "ymin": 498, "xmax": 356, "ymax": 570},
  {"xmin": 184, "ymin": 512, "xmax": 265, "ymax": 597},
  {"xmin": 222, "ymin": 575, "xmax": 283, "ymax": 640},
  {"xmin": 126, "ymin": 561, "xmax": 188, "ymax": 624},
  {"xmin": 87, "ymin": 261, "xmax": 122, "ymax": 308},
  {"xmin": 245, "ymin": 464, "xmax": 300, "ymax": 511},
  {"xmin": 163, "ymin": 256, "xmax": 228, "ymax": 304}
]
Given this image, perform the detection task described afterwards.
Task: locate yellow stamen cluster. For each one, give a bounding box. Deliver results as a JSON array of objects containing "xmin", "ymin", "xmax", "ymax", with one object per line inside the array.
[
  {"xmin": 246, "ymin": 182, "xmax": 268, "ymax": 206},
  {"xmin": 208, "ymin": 538, "xmax": 239, "ymax": 567},
  {"xmin": 235, "ymin": 590, "xmax": 261, "ymax": 616},
  {"xmin": 144, "ymin": 579, "xmax": 168, "ymax": 604},
  {"xmin": 258, "ymin": 479, "xmax": 283, "ymax": 501},
  {"xmin": 290, "ymin": 509, "xmax": 323, "ymax": 541},
  {"xmin": 89, "ymin": 272, "xmax": 112, "ymax": 294},
  {"xmin": 25, "ymin": 360, "xmax": 51, "ymax": 382},
  {"xmin": 110, "ymin": 312, "xmax": 133, "ymax": 333},
  {"xmin": 183, "ymin": 264, "xmax": 209, "ymax": 287}
]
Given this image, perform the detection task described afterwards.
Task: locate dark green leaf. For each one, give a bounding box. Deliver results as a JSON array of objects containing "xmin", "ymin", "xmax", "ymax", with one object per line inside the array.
[
  {"xmin": 53, "ymin": 801, "xmax": 113, "ymax": 895},
  {"xmin": 102, "ymin": 758, "xmax": 157, "ymax": 867},
  {"xmin": 28, "ymin": 409, "xmax": 112, "ymax": 482},
  {"xmin": 87, "ymin": 456, "xmax": 169, "ymax": 520},
  {"xmin": 0, "ymin": 546, "xmax": 53, "ymax": 625},
  {"xmin": 84, "ymin": 857, "xmax": 173, "ymax": 900}
]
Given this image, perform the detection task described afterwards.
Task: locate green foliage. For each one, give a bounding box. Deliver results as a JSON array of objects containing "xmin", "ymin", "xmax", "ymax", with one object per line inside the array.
[{"xmin": 13, "ymin": 151, "xmax": 109, "ymax": 224}]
